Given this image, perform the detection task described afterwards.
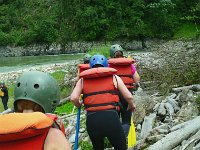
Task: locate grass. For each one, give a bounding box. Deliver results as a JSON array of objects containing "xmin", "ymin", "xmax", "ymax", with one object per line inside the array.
[
  {"xmin": 50, "ymin": 71, "xmax": 72, "ymax": 98},
  {"xmin": 87, "ymin": 45, "xmax": 111, "ymax": 58},
  {"xmin": 55, "ymin": 102, "xmax": 74, "ymax": 114},
  {"xmin": 173, "ymin": 23, "xmax": 200, "ymax": 40}
]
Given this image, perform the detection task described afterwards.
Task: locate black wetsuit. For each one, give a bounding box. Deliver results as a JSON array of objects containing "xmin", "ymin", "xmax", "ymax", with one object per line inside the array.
[
  {"xmin": 118, "ymin": 92, "xmax": 132, "ymax": 137},
  {"xmin": 86, "ymin": 109, "xmax": 127, "ymax": 150}
]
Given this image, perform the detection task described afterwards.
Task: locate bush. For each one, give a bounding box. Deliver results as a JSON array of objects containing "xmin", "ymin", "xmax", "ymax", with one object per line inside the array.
[{"xmin": 0, "ymin": 31, "xmax": 11, "ymax": 46}]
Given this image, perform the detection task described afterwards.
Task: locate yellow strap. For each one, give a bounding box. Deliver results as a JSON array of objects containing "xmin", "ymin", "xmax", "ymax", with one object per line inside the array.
[{"xmin": 128, "ymin": 117, "xmax": 136, "ymax": 148}]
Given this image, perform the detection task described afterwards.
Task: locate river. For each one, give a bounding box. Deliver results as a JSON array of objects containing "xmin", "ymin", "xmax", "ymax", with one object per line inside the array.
[{"xmin": 0, "ymin": 54, "xmax": 83, "ymax": 73}]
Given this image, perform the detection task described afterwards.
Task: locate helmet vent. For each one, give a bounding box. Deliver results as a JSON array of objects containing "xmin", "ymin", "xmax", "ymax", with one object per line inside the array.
[
  {"xmin": 34, "ymin": 84, "xmax": 39, "ymax": 89},
  {"xmin": 17, "ymin": 82, "xmax": 20, "ymax": 87}
]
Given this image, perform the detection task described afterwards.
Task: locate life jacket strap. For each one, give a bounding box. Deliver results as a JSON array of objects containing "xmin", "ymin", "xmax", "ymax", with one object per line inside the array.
[
  {"xmin": 84, "ymin": 102, "xmax": 119, "ymax": 109},
  {"xmin": 118, "ymin": 74, "xmax": 133, "ymax": 78},
  {"xmin": 83, "ymin": 90, "xmax": 119, "ymax": 99}
]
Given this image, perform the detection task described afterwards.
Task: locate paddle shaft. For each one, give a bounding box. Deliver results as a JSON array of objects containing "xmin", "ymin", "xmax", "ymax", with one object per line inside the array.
[{"xmin": 74, "ymin": 108, "xmax": 81, "ymax": 150}]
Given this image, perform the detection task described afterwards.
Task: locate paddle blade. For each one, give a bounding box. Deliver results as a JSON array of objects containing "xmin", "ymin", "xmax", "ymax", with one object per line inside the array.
[{"xmin": 128, "ymin": 118, "xmax": 136, "ymax": 148}]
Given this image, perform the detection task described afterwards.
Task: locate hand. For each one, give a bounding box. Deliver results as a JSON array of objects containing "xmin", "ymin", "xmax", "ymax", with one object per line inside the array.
[
  {"xmin": 79, "ymin": 99, "xmax": 83, "ymax": 105},
  {"xmin": 127, "ymin": 103, "xmax": 136, "ymax": 112},
  {"xmin": 79, "ymin": 94, "xmax": 83, "ymax": 104}
]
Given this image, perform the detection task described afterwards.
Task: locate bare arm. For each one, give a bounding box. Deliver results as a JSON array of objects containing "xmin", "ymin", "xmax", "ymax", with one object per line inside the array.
[
  {"xmin": 114, "ymin": 75, "xmax": 136, "ymax": 112},
  {"xmin": 70, "ymin": 78, "xmax": 83, "ymax": 107},
  {"xmin": 133, "ymin": 71, "xmax": 140, "ymax": 84},
  {"xmin": 44, "ymin": 128, "xmax": 71, "ymax": 150}
]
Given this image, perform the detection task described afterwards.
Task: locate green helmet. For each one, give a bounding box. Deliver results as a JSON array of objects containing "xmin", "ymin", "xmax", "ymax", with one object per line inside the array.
[
  {"xmin": 110, "ymin": 44, "xmax": 124, "ymax": 58},
  {"xmin": 83, "ymin": 54, "xmax": 92, "ymax": 64},
  {"xmin": 14, "ymin": 71, "xmax": 60, "ymax": 113}
]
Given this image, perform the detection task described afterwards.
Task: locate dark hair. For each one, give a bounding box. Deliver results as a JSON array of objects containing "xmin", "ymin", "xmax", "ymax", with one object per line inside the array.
[
  {"xmin": 114, "ymin": 51, "xmax": 123, "ymax": 58},
  {"xmin": 84, "ymin": 60, "xmax": 90, "ymax": 64}
]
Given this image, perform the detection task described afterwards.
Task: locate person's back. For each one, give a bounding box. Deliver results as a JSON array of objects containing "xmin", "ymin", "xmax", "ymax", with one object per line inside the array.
[
  {"xmin": 71, "ymin": 55, "xmax": 136, "ymax": 150},
  {"xmin": 109, "ymin": 44, "xmax": 140, "ymax": 137},
  {"xmin": 109, "ymin": 44, "xmax": 140, "ymax": 88},
  {"xmin": 0, "ymin": 71, "xmax": 71, "ymax": 150},
  {"xmin": 108, "ymin": 57, "xmax": 137, "ymax": 89},
  {"xmin": 0, "ymin": 112, "xmax": 55, "ymax": 150},
  {"xmin": 0, "ymin": 83, "xmax": 9, "ymax": 110},
  {"xmin": 1, "ymin": 83, "xmax": 8, "ymax": 97}
]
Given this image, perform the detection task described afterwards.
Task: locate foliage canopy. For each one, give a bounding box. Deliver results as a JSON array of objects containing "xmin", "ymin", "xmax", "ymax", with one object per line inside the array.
[{"xmin": 0, "ymin": 0, "xmax": 199, "ymax": 46}]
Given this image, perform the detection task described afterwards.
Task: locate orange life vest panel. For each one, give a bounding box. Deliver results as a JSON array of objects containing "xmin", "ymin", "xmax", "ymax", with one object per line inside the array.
[
  {"xmin": 108, "ymin": 58, "xmax": 135, "ymax": 89},
  {"xmin": 0, "ymin": 112, "xmax": 53, "ymax": 150},
  {"xmin": 79, "ymin": 67, "xmax": 120, "ymax": 111},
  {"xmin": 78, "ymin": 64, "xmax": 90, "ymax": 73}
]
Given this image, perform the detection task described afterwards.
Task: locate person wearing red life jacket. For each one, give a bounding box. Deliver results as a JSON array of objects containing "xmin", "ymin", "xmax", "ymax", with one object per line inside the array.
[
  {"xmin": 0, "ymin": 71, "xmax": 71, "ymax": 150},
  {"xmin": 71, "ymin": 54, "xmax": 136, "ymax": 150},
  {"xmin": 78, "ymin": 53, "xmax": 92, "ymax": 73},
  {"xmin": 74, "ymin": 54, "xmax": 92, "ymax": 87},
  {"xmin": 109, "ymin": 44, "xmax": 140, "ymax": 137}
]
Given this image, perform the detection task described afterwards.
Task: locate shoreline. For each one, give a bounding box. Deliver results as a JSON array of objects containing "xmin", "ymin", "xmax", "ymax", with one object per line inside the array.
[{"xmin": 0, "ymin": 62, "xmax": 71, "ymax": 84}]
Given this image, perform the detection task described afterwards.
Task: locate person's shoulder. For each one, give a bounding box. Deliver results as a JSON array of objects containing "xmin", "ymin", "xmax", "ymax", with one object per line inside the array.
[
  {"xmin": 45, "ymin": 128, "xmax": 71, "ymax": 149},
  {"xmin": 47, "ymin": 128, "xmax": 65, "ymax": 139}
]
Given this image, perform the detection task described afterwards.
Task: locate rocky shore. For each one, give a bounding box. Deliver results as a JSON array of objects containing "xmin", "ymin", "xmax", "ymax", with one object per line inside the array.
[{"xmin": 0, "ymin": 62, "xmax": 69, "ymax": 85}]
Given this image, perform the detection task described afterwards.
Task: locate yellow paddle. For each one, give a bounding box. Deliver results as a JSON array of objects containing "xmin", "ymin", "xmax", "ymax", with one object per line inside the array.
[{"xmin": 128, "ymin": 116, "xmax": 136, "ymax": 148}]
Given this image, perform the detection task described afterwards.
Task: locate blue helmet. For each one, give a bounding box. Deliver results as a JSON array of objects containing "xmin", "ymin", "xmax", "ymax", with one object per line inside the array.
[{"xmin": 89, "ymin": 54, "xmax": 108, "ymax": 68}]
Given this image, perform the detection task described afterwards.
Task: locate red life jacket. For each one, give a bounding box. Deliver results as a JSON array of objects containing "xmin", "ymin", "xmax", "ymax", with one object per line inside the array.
[
  {"xmin": 78, "ymin": 64, "xmax": 90, "ymax": 73},
  {"xmin": 79, "ymin": 67, "xmax": 120, "ymax": 111},
  {"xmin": 0, "ymin": 112, "xmax": 64, "ymax": 150},
  {"xmin": 108, "ymin": 58, "xmax": 135, "ymax": 89}
]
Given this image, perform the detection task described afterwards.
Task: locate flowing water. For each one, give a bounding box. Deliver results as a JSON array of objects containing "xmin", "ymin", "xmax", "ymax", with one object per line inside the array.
[{"xmin": 0, "ymin": 54, "xmax": 83, "ymax": 73}]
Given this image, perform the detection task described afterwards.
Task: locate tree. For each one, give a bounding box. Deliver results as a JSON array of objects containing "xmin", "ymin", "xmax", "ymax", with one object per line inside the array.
[{"xmin": 144, "ymin": 0, "xmax": 178, "ymax": 38}]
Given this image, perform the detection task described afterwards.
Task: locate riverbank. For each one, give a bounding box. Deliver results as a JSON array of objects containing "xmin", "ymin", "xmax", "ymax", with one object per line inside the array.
[{"xmin": 0, "ymin": 62, "xmax": 70, "ymax": 84}]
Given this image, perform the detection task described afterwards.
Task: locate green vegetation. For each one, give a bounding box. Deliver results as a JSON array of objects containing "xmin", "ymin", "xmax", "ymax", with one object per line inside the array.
[
  {"xmin": 174, "ymin": 23, "xmax": 200, "ymax": 39},
  {"xmin": 0, "ymin": 0, "xmax": 199, "ymax": 47},
  {"xmin": 50, "ymin": 71, "xmax": 71, "ymax": 98},
  {"xmin": 78, "ymin": 141, "xmax": 93, "ymax": 150},
  {"xmin": 55, "ymin": 102, "xmax": 74, "ymax": 114},
  {"xmin": 87, "ymin": 45, "xmax": 110, "ymax": 58}
]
